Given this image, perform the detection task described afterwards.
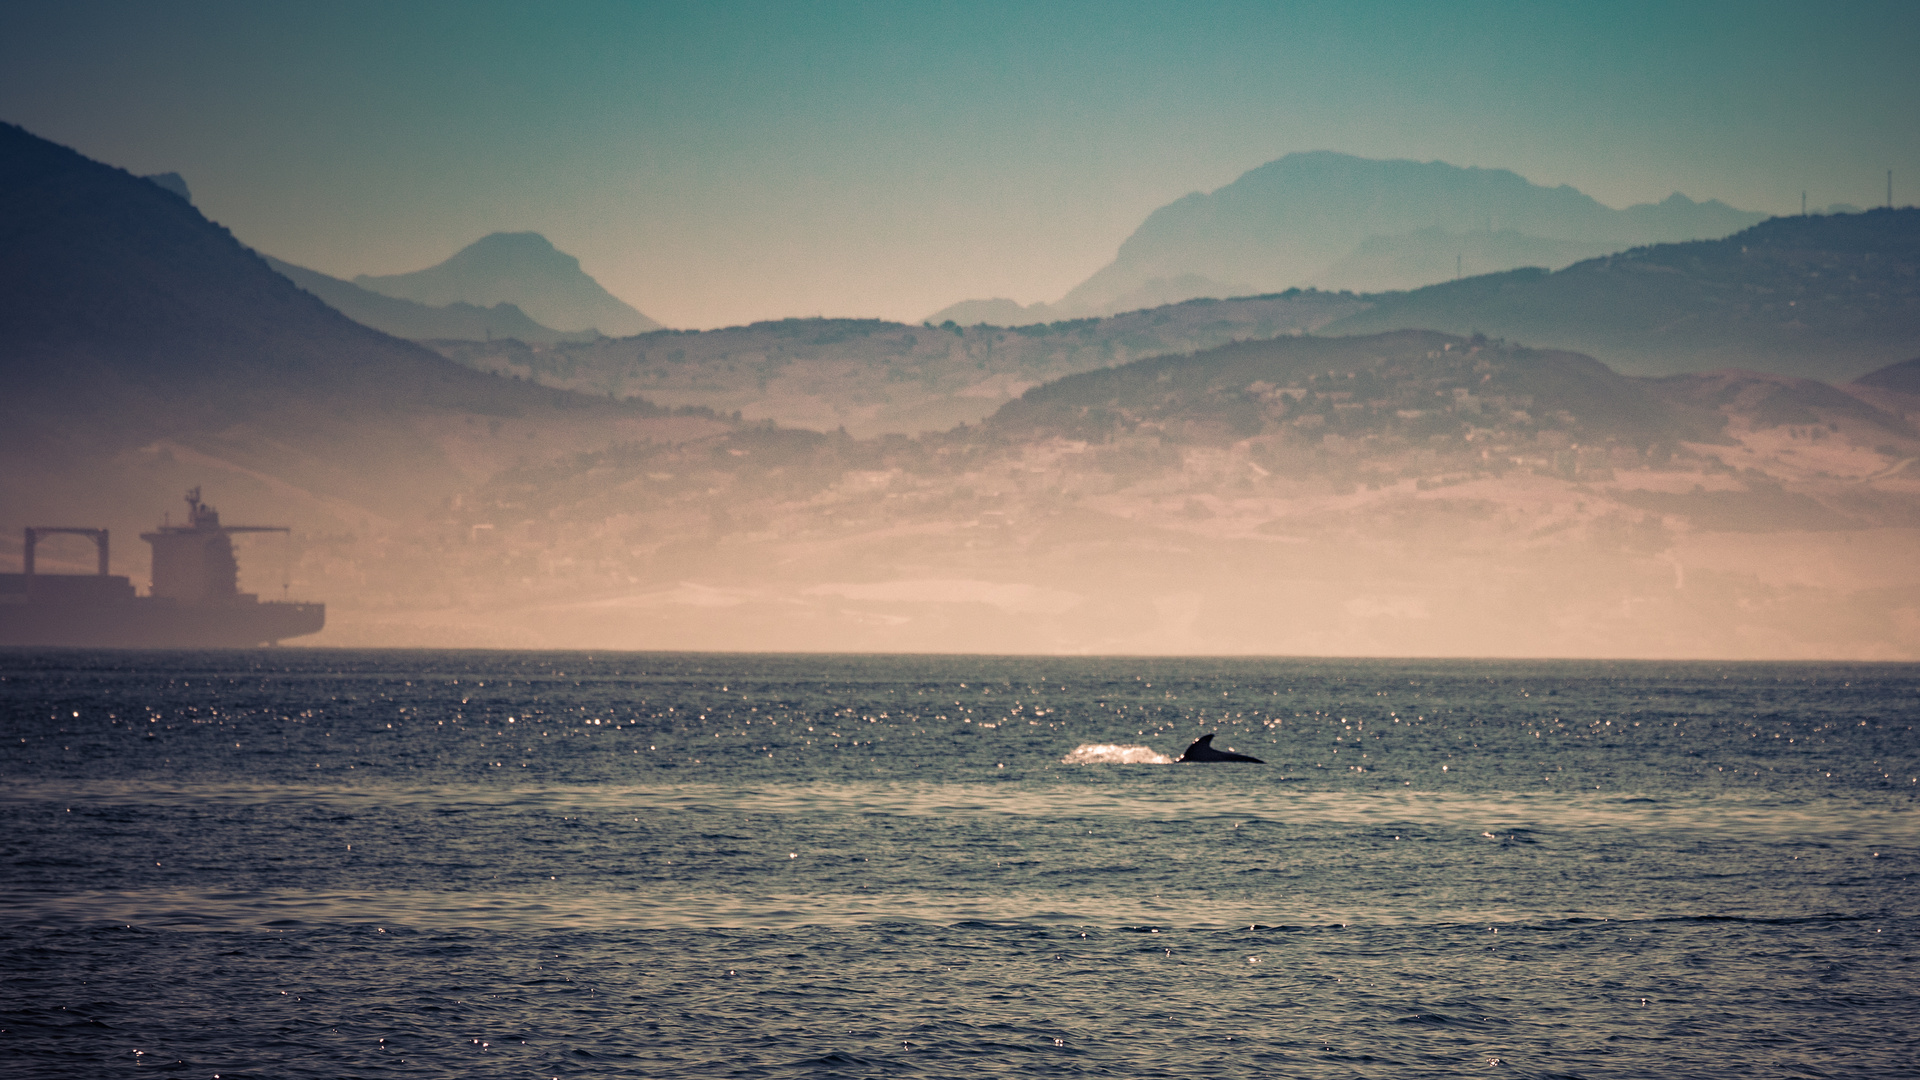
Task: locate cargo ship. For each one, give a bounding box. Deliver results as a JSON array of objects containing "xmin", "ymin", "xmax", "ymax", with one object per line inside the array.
[{"xmin": 0, "ymin": 488, "xmax": 324, "ymax": 647}]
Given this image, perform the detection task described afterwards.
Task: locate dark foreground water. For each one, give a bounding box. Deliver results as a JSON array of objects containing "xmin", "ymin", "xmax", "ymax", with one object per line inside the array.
[{"xmin": 2, "ymin": 651, "xmax": 1916, "ymax": 1078}]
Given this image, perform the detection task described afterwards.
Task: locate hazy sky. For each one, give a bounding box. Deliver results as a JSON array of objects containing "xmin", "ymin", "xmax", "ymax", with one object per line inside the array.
[{"xmin": 4, "ymin": 1, "xmax": 1916, "ymax": 328}]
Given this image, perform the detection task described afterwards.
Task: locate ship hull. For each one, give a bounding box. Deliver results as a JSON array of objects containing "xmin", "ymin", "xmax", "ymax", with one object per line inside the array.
[{"xmin": 0, "ymin": 599, "xmax": 324, "ymax": 648}]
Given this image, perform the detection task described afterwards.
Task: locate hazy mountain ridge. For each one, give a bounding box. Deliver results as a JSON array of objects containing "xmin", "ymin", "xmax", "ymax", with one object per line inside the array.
[
  {"xmin": 987, "ymin": 330, "xmax": 1724, "ymax": 451},
  {"xmin": 119, "ymin": 169, "xmax": 623, "ymax": 344},
  {"xmin": 120, "ymin": 169, "xmax": 637, "ymax": 340},
  {"xmin": 354, "ymin": 232, "xmax": 662, "ymax": 337},
  {"xmin": 931, "ymin": 273, "xmax": 1261, "ymax": 327},
  {"xmin": 1854, "ymin": 355, "xmax": 1920, "ymax": 396},
  {"xmin": 0, "ymin": 121, "xmax": 725, "ymax": 575},
  {"xmin": 1317, "ymin": 227, "xmax": 1602, "ymax": 293},
  {"xmin": 141, "ymin": 172, "xmax": 191, "ymax": 202},
  {"xmin": 1326, "ymin": 208, "xmax": 1920, "ymax": 380},
  {"xmin": 407, "ymin": 332, "xmax": 1920, "ymax": 655},
  {"xmin": 448, "ymin": 210, "xmax": 1917, "ymax": 429},
  {"xmin": 5, "ymin": 123, "xmax": 1915, "ymax": 656},
  {"xmin": 425, "ymin": 291, "xmax": 1370, "ymax": 437},
  {"xmin": 264, "ymin": 255, "xmax": 596, "ymax": 344},
  {"xmin": 931, "ymin": 152, "xmax": 1766, "ymax": 323}
]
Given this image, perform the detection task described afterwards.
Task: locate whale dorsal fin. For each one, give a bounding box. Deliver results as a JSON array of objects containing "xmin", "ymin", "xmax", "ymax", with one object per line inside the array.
[
  {"xmin": 1178, "ymin": 732, "xmax": 1265, "ymax": 763},
  {"xmin": 1177, "ymin": 734, "xmax": 1216, "ymax": 761}
]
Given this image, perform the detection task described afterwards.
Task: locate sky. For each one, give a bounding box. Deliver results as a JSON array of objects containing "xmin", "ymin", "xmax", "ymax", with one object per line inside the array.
[{"xmin": 3, "ymin": 1, "xmax": 1917, "ymax": 329}]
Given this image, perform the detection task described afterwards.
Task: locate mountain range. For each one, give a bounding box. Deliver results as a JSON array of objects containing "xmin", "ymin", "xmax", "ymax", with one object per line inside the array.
[
  {"xmin": 931, "ymin": 152, "xmax": 1766, "ymax": 323},
  {"xmin": 0, "ymin": 120, "xmax": 718, "ymax": 560},
  {"xmin": 4, "ymin": 122, "xmax": 1916, "ymax": 656},
  {"xmin": 130, "ymin": 169, "xmax": 636, "ymax": 344},
  {"xmin": 428, "ymin": 291, "xmax": 1368, "ymax": 436},
  {"xmin": 449, "ymin": 330, "xmax": 1920, "ymax": 656},
  {"xmin": 1323, "ymin": 209, "xmax": 1920, "ymax": 379},
  {"xmin": 428, "ymin": 209, "xmax": 1919, "ymax": 434}
]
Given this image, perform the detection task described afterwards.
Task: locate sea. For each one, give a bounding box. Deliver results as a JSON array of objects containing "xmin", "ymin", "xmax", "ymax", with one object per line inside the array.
[{"xmin": 1, "ymin": 650, "xmax": 1915, "ymax": 1078}]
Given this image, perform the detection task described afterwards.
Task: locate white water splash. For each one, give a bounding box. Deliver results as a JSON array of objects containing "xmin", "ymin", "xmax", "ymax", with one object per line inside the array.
[{"xmin": 1062, "ymin": 743, "xmax": 1173, "ymax": 765}]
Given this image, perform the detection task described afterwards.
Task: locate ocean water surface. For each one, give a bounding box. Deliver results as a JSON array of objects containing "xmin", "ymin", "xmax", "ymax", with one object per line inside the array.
[{"xmin": 2, "ymin": 650, "xmax": 1916, "ymax": 1077}]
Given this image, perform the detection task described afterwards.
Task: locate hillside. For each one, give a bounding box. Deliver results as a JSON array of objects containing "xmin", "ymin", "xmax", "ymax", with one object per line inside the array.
[
  {"xmin": 1325, "ymin": 209, "xmax": 1920, "ymax": 381},
  {"xmin": 357, "ymin": 331, "xmax": 1920, "ymax": 657},
  {"xmin": 264, "ymin": 256, "xmax": 593, "ymax": 344},
  {"xmin": 932, "ymin": 153, "xmax": 1763, "ymax": 322},
  {"xmin": 985, "ymin": 330, "xmax": 1722, "ymax": 451},
  {"xmin": 4, "ymin": 122, "xmax": 1913, "ymax": 656},
  {"xmin": 0, "ymin": 122, "xmax": 724, "ymax": 583},
  {"xmin": 427, "ymin": 291, "xmax": 1369, "ymax": 437},
  {"xmin": 454, "ymin": 211, "xmax": 1917, "ymax": 428},
  {"xmin": 931, "ymin": 271, "xmax": 1260, "ymax": 327},
  {"xmin": 354, "ymin": 232, "xmax": 661, "ymax": 337}
]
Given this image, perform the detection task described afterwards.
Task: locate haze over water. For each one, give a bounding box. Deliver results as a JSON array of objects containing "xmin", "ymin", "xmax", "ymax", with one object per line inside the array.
[{"xmin": 4, "ymin": 650, "xmax": 1915, "ymax": 1076}]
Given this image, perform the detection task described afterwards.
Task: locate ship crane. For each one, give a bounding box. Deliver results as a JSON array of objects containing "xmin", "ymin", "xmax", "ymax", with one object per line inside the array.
[{"xmin": 22, "ymin": 527, "xmax": 110, "ymax": 579}]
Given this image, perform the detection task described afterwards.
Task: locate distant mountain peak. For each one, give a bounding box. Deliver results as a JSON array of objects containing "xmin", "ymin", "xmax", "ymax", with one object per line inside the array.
[
  {"xmin": 354, "ymin": 232, "xmax": 661, "ymax": 336},
  {"xmin": 442, "ymin": 231, "xmax": 570, "ymax": 266},
  {"xmin": 1044, "ymin": 152, "xmax": 1766, "ymax": 315},
  {"xmin": 142, "ymin": 172, "xmax": 191, "ymax": 203},
  {"xmin": 265, "ymin": 255, "xmax": 593, "ymax": 344}
]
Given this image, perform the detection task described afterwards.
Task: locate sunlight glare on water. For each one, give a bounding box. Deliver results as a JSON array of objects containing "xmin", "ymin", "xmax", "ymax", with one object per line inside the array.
[{"xmin": 2, "ymin": 650, "xmax": 1916, "ymax": 1077}]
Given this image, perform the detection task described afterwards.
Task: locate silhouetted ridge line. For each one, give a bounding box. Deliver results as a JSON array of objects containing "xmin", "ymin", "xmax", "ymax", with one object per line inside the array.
[
  {"xmin": 1324, "ymin": 208, "xmax": 1920, "ymax": 381},
  {"xmin": 933, "ymin": 151, "xmax": 1767, "ymax": 323},
  {"xmin": 264, "ymin": 255, "xmax": 595, "ymax": 344},
  {"xmin": 354, "ymin": 231, "xmax": 661, "ymax": 337},
  {"xmin": 0, "ymin": 120, "xmax": 689, "ymax": 518},
  {"xmin": 1853, "ymin": 355, "xmax": 1920, "ymax": 396}
]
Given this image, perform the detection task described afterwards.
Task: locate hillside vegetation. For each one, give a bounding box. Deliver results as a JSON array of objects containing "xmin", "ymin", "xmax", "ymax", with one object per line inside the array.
[
  {"xmin": 1330, "ymin": 209, "xmax": 1920, "ymax": 380},
  {"xmin": 397, "ymin": 332, "xmax": 1920, "ymax": 657},
  {"xmin": 432, "ymin": 212, "xmax": 1919, "ymax": 432},
  {"xmin": 427, "ymin": 292, "xmax": 1367, "ymax": 436}
]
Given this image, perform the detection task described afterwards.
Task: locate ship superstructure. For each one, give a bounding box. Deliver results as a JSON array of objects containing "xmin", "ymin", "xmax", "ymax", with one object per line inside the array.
[
  {"xmin": 142, "ymin": 487, "xmax": 288, "ymax": 604},
  {"xmin": 0, "ymin": 488, "xmax": 325, "ymax": 647}
]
